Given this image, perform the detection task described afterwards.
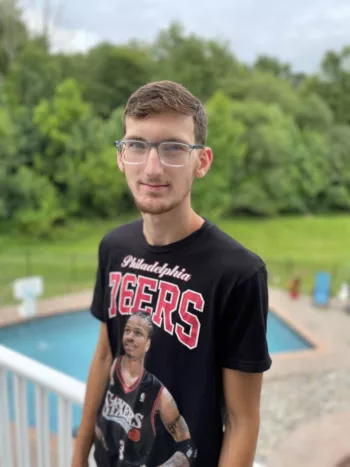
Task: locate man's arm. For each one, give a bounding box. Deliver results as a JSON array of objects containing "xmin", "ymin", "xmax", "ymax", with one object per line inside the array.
[
  {"xmin": 71, "ymin": 323, "xmax": 112, "ymax": 466},
  {"xmin": 157, "ymin": 388, "xmax": 193, "ymax": 467},
  {"xmin": 219, "ymin": 368, "xmax": 263, "ymax": 467}
]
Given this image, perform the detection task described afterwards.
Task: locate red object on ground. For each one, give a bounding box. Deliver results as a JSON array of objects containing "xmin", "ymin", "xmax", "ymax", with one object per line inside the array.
[{"xmin": 290, "ymin": 290, "xmax": 299, "ymax": 299}]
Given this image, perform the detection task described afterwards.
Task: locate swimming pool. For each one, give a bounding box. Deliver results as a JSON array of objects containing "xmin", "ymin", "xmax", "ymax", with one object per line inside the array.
[{"xmin": 0, "ymin": 309, "xmax": 312, "ymax": 433}]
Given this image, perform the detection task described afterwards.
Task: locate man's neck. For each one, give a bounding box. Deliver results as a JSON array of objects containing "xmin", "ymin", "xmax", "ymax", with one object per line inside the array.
[
  {"xmin": 122, "ymin": 355, "xmax": 143, "ymax": 379},
  {"xmin": 142, "ymin": 204, "xmax": 204, "ymax": 246}
]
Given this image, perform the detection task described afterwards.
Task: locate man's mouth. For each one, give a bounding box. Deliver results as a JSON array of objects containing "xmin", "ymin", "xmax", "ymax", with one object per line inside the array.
[
  {"xmin": 140, "ymin": 182, "xmax": 169, "ymax": 190},
  {"xmin": 125, "ymin": 342, "xmax": 136, "ymax": 350}
]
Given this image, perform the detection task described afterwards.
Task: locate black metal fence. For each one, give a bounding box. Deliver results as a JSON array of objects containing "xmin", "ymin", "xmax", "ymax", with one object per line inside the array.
[
  {"xmin": 0, "ymin": 252, "xmax": 349, "ymax": 306},
  {"xmin": 0, "ymin": 252, "xmax": 97, "ymax": 306}
]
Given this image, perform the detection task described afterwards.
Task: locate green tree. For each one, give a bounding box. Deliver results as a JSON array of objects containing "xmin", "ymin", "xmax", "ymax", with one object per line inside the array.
[
  {"xmin": 12, "ymin": 167, "xmax": 64, "ymax": 236},
  {"xmin": 151, "ymin": 22, "xmax": 242, "ymax": 102},
  {"xmin": 0, "ymin": 85, "xmax": 63, "ymax": 235},
  {"xmin": 253, "ymin": 55, "xmax": 306, "ymax": 88},
  {"xmin": 80, "ymin": 42, "xmax": 152, "ymax": 117},
  {"xmin": 294, "ymin": 130, "xmax": 329, "ymax": 212},
  {"xmin": 5, "ymin": 37, "xmax": 61, "ymax": 108},
  {"xmin": 227, "ymin": 70, "xmax": 300, "ymax": 115},
  {"xmin": 303, "ymin": 46, "xmax": 350, "ymax": 125},
  {"xmin": 192, "ymin": 91, "xmax": 246, "ymax": 218},
  {"xmin": 79, "ymin": 107, "xmax": 128, "ymax": 217},
  {"xmin": 254, "ymin": 55, "xmax": 292, "ymax": 79},
  {"xmin": 230, "ymin": 101, "xmax": 304, "ymax": 215},
  {"xmin": 33, "ymin": 78, "xmax": 105, "ymax": 215},
  {"xmin": 0, "ymin": 0, "xmax": 28, "ymax": 76},
  {"xmin": 0, "ymin": 84, "xmax": 17, "ymax": 219},
  {"xmin": 294, "ymin": 92, "xmax": 334, "ymax": 131},
  {"xmin": 324, "ymin": 125, "xmax": 350, "ymax": 210}
]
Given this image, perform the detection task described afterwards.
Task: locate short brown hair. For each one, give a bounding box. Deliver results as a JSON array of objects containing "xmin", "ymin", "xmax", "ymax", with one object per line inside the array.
[{"xmin": 122, "ymin": 80, "xmax": 208, "ymax": 145}]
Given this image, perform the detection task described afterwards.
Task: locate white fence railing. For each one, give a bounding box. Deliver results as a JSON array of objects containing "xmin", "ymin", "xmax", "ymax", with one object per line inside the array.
[
  {"xmin": 0, "ymin": 343, "xmax": 265, "ymax": 467},
  {"xmin": 0, "ymin": 344, "xmax": 96, "ymax": 467}
]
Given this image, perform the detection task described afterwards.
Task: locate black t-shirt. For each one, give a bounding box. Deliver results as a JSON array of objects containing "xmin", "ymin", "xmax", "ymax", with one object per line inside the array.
[{"xmin": 91, "ymin": 218, "xmax": 272, "ymax": 467}]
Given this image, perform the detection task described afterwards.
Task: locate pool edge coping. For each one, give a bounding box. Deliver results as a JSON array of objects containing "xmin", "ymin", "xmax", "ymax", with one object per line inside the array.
[{"xmin": 268, "ymin": 301, "xmax": 327, "ymax": 359}]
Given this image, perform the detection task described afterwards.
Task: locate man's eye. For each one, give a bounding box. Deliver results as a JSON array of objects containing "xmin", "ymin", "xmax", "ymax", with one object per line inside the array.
[
  {"xmin": 128, "ymin": 142, "xmax": 146, "ymax": 150},
  {"xmin": 163, "ymin": 143, "xmax": 187, "ymax": 153}
]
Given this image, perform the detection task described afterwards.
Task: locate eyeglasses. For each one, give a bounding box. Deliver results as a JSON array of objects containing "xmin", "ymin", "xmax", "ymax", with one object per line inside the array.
[{"xmin": 114, "ymin": 139, "xmax": 204, "ymax": 167}]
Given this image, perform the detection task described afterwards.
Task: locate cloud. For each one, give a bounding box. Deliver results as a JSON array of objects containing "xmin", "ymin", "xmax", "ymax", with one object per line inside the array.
[
  {"xmin": 20, "ymin": 0, "xmax": 350, "ymax": 71},
  {"xmin": 22, "ymin": 7, "xmax": 100, "ymax": 53}
]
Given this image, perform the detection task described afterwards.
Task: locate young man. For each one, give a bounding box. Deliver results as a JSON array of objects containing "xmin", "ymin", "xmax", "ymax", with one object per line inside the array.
[{"xmin": 72, "ymin": 80, "xmax": 272, "ymax": 467}]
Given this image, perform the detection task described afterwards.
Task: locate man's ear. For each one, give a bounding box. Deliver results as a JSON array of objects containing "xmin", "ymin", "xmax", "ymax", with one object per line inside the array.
[
  {"xmin": 194, "ymin": 147, "xmax": 213, "ymax": 179},
  {"xmin": 117, "ymin": 152, "xmax": 125, "ymax": 173}
]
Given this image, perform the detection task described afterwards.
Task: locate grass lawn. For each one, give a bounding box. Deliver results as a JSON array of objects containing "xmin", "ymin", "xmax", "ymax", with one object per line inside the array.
[{"xmin": 0, "ymin": 214, "xmax": 349, "ymax": 306}]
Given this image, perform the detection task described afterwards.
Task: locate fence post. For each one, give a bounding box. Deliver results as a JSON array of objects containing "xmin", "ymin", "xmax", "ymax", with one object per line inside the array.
[
  {"xmin": 331, "ymin": 264, "xmax": 339, "ymax": 297},
  {"xmin": 285, "ymin": 258, "xmax": 294, "ymax": 282},
  {"xmin": 70, "ymin": 254, "xmax": 77, "ymax": 292},
  {"xmin": 25, "ymin": 251, "xmax": 32, "ymax": 277}
]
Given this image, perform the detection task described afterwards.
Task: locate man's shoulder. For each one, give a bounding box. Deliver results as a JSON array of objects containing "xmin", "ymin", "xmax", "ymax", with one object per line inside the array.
[
  {"xmin": 142, "ymin": 368, "xmax": 164, "ymax": 392},
  {"xmin": 99, "ymin": 218, "xmax": 142, "ymax": 251},
  {"xmin": 206, "ymin": 221, "xmax": 266, "ymax": 283}
]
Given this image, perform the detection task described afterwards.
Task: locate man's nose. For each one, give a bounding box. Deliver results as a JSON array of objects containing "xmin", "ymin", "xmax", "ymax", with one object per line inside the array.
[{"xmin": 144, "ymin": 146, "xmax": 163, "ymax": 176}]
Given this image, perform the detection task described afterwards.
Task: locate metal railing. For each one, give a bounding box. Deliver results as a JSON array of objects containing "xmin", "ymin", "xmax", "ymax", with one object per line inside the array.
[
  {"xmin": 0, "ymin": 344, "xmax": 96, "ymax": 467},
  {"xmin": 0, "ymin": 344, "xmax": 264, "ymax": 467}
]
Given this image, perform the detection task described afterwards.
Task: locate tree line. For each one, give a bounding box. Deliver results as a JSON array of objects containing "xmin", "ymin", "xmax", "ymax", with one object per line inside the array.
[{"xmin": 1, "ymin": 1, "xmax": 350, "ymax": 236}]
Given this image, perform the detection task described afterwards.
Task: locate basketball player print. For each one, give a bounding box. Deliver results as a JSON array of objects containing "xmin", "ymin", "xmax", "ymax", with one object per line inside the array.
[{"xmin": 95, "ymin": 312, "xmax": 197, "ymax": 467}]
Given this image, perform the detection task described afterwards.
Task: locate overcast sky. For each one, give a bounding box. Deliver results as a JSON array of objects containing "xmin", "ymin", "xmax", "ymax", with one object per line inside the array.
[{"xmin": 20, "ymin": 0, "xmax": 350, "ymax": 73}]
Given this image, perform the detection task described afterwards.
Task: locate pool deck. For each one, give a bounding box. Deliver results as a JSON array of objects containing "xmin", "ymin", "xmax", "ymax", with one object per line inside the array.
[
  {"xmin": 1, "ymin": 287, "xmax": 350, "ymax": 466},
  {"xmin": 259, "ymin": 288, "xmax": 350, "ymax": 466}
]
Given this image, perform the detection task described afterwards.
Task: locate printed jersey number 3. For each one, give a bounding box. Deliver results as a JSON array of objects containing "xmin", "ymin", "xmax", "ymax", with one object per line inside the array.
[{"xmin": 119, "ymin": 440, "xmax": 125, "ymax": 460}]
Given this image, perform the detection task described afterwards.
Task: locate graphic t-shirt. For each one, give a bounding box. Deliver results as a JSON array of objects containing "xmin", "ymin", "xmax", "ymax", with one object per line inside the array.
[{"xmin": 91, "ymin": 218, "xmax": 272, "ymax": 467}]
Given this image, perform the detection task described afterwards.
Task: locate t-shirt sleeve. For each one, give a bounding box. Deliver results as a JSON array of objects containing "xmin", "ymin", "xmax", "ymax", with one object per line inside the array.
[
  {"xmin": 90, "ymin": 238, "xmax": 107, "ymax": 322},
  {"xmin": 219, "ymin": 265, "xmax": 272, "ymax": 373}
]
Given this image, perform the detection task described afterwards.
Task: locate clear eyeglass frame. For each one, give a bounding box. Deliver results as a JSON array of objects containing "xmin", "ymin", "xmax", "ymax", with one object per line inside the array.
[{"xmin": 114, "ymin": 139, "xmax": 204, "ymax": 167}]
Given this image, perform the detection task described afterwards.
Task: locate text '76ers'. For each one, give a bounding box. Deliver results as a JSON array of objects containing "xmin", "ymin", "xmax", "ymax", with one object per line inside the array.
[{"xmin": 108, "ymin": 272, "xmax": 205, "ymax": 350}]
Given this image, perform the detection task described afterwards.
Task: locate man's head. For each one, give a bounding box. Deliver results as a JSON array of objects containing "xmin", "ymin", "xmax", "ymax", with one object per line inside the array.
[
  {"xmin": 122, "ymin": 311, "xmax": 153, "ymax": 360},
  {"xmin": 122, "ymin": 80, "xmax": 208, "ymax": 145},
  {"xmin": 116, "ymin": 81, "xmax": 213, "ymax": 215}
]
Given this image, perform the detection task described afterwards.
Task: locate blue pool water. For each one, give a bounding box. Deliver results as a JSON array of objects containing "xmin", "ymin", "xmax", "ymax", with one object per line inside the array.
[
  {"xmin": 0, "ymin": 309, "xmax": 312, "ymax": 433},
  {"xmin": 266, "ymin": 311, "xmax": 312, "ymax": 353}
]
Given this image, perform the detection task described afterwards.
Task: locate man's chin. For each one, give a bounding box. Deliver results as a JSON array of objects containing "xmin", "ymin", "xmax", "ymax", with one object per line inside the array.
[
  {"xmin": 124, "ymin": 351, "xmax": 136, "ymax": 359},
  {"xmin": 133, "ymin": 190, "xmax": 186, "ymax": 214},
  {"xmin": 134, "ymin": 199, "xmax": 175, "ymax": 216}
]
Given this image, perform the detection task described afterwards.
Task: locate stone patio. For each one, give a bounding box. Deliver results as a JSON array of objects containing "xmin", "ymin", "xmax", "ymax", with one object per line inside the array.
[
  {"xmin": 259, "ymin": 287, "xmax": 350, "ymax": 466},
  {"xmin": 1, "ymin": 286, "xmax": 350, "ymax": 466}
]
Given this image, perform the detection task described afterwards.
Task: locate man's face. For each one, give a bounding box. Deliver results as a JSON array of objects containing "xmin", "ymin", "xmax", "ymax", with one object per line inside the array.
[
  {"xmin": 118, "ymin": 112, "xmax": 211, "ymax": 215},
  {"xmin": 122, "ymin": 316, "xmax": 150, "ymax": 360}
]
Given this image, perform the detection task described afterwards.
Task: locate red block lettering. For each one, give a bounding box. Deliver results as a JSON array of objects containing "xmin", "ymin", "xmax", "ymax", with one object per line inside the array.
[
  {"xmin": 108, "ymin": 272, "xmax": 122, "ymax": 318},
  {"xmin": 175, "ymin": 290, "xmax": 204, "ymax": 350},
  {"xmin": 153, "ymin": 281, "xmax": 180, "ymax": 335},
  {"xmin": 132, "ymin": 276, "xmax": 158, "ymax": 314},
  {"xmin": 119, "ymin": 273, "xmax": 137, "ymax": 315}
]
